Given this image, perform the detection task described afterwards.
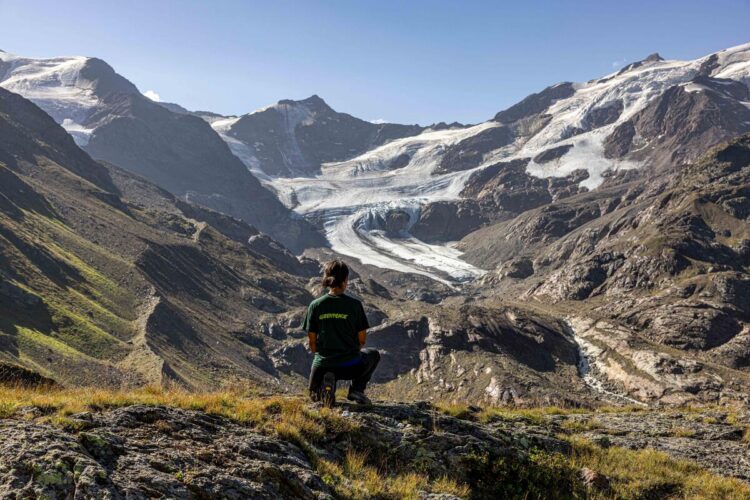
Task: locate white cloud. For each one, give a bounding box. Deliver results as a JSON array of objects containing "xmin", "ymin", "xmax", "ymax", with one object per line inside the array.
[
  {"xmin": 611, "ymin": 58, "xmax": 627, "ymax": 69},
  {"xmin": 143, "ymin": 90, "xmax": 161, "ymax": 102},
  {"xmin": 370, "ymin": 118, "xmax": 387, "ymax": 124}
]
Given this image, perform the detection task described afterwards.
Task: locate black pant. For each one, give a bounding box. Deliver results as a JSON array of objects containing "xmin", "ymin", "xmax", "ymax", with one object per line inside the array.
[{"xmin": 309, "ymin": 348, "xmax": 381, "ymax": 393}]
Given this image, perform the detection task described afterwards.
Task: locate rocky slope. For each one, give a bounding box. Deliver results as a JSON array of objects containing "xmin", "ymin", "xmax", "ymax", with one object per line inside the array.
[
  {"xmin": 0, "ymin": 86, "xmax": 319, "ymax": 389},
  {"xmin": 456, "ymin": 133, "xmax": 750, "ymax": 407}
]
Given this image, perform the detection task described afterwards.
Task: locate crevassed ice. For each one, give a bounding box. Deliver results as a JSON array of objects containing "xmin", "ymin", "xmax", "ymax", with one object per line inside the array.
[{"xmin": 265, "ymin": 123, "xmax": 499, "ymax": 284}]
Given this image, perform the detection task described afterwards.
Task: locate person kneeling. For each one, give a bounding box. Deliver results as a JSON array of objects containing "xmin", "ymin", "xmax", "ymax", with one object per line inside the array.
[{"xmin": 304, "ymin": 260, "xmax": 380, "ymax": 407}]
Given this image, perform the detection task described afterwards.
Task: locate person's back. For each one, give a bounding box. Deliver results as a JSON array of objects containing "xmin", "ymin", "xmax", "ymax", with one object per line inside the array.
[
  {"xmin": 307, "ymin": 293, "xmax": 367, "ymax": 367},
  {"xmin": 304, "ymin": 260, "xmax": 380, "ymax": 407}
]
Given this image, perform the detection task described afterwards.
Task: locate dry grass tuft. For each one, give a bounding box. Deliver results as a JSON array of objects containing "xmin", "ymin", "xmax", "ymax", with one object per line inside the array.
[
  {"xmin": 671, "ymin": 427, "xmax": 697, "ymax": 438},
  {"xmin": 318, "ymin": 449, "xmax": 469, "ymax": 499},
  {"xmin": 569, "ymin": 436, "xmax": 750, "ymax": 499}
]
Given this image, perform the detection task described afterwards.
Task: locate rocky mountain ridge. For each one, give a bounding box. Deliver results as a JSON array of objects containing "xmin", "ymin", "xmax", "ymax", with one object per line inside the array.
[
  {"xmin": 209, "ymin": 95, "xmax": 425, "ymax": 177},
  {"xmin": 0, "ymin": 86, "xmax": 319, "ymax": 389}
]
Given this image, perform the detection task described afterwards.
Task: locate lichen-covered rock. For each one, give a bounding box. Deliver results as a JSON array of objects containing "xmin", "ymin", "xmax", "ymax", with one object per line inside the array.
[
  {"xmin": 0, "ymin": 405, "xmax": 332, "ymax": 499},
  {"xmin": 563, "ymin": 410, "xmax": 750, "ymax": 481}
]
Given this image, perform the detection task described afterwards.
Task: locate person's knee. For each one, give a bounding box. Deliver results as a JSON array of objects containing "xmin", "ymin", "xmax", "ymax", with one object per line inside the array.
[{"xmin": 363, "ymin": 348, "xmax": 381, "ymax": 365}]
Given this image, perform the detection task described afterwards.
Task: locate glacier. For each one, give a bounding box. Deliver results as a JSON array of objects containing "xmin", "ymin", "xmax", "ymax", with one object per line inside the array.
[{"xmin": 3, "ymin": 44, "xmax": 750, "ymax": 284}]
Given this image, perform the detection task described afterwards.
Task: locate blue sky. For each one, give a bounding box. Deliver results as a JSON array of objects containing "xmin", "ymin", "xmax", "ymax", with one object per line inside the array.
[{"xmin": 1, "ymin": 0, "xmax": 749, "ymax": 124}]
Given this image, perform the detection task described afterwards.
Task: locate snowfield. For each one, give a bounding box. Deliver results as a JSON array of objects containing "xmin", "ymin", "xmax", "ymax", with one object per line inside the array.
[
  {"xmin": 261, "ymin": 123, "xmax": 499, "ymax": 284},
  {"xmin": 0, "ymin": 52, "xmax": 101, "ymax": 129}
]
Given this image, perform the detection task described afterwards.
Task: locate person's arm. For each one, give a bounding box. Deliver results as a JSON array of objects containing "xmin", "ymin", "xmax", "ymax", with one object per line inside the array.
[
  {"xmin": 355, "ymin": 301, "xmax": 370, "ymax": 349},
  {"xmin": 308, "ymin": 332, "xmax": 318, "ymax": 353},
  {"xmin": 303, "ymin": 303, "xmax": 320, "ymax": 354}
]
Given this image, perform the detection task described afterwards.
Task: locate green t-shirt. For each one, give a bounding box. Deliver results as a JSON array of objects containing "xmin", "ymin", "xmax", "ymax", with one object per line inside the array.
[{"xmin": 303, "ymin": 293, "xmax": 370, "ymax": 368}]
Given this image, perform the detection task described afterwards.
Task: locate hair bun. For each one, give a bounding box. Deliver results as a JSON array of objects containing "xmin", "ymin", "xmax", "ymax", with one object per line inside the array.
[{"xmin": 321, "ymin": 260, "xmax": 349, "ymax": 289}]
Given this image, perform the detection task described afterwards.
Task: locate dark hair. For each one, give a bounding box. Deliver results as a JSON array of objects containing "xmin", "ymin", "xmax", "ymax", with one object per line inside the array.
[{"xmin": 322, "ymin": 260, "xmax": 349, "ymax": 288}]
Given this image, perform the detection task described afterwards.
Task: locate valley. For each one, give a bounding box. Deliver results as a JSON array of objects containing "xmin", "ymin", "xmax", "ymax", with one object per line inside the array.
[{"xmin": 1, "ymin": 42, "xmax": 750, "ymax": 413}]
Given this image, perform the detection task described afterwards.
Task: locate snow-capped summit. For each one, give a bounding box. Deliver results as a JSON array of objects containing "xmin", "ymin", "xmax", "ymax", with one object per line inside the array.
[
  {"xmin": 0, "ymin": 50, "xmax": 323, "ymax": 252},
  {"xmin": 0, "ymin": 51, "xmax": 137, "ymax": 144}
]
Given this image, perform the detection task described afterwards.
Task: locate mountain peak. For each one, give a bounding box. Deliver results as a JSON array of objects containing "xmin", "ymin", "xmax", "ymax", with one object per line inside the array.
[
  {"xmin": 78, "ymin": 57, "xmax": 139, "ymax": 96},
  {"xmin": 302, "ymin": 94, "xmax": 325, "ymax": 104},
  {"xmin": 616, "ymin": 52, "xmax": 666, "ymax": 75},
  {"xmin": 277, "ymin": 94, "xmax": 329, "ymax": 110}
]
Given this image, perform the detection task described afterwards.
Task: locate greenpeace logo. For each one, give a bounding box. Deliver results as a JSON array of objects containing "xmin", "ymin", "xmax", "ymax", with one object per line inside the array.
[{"xmin": 319, "ymin": 313, "xmax": 348, "ymax": 320}]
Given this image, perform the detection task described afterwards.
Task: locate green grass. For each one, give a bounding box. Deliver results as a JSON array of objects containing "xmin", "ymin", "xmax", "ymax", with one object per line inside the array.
[
  {"xmin": 2, "ymin": 213, "xmax": 140, "ymax": 367},
  {"xmin": 44, "ymin": 237, "xmax": 137, "ymax": 321},
  {"xmin": 569, "ymin": 436, "xmax": 750, "ymax": 499},
  {"xmin": 44, "ymin": 300, "xmax": 129, "ymax": 360},
  {"xmin": 16, "ymin": 326, "xmax": 90, "ymax": 359}
]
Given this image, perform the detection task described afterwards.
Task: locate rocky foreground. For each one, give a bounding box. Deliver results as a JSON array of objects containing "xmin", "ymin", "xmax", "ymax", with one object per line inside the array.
[{"xmin": 0, "ymin": 391, "xmax": 749, "ymax": 499}]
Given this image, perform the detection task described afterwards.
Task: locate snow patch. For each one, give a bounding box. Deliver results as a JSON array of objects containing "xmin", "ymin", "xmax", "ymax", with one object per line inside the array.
[
  {"xmin": 712, "ymin": 42, "xmax": 750, "ymax": 87},
  {"xmin": 0, "ymin": 52, "xmax": 100, "ymax": 124},
  {"xmin": 61, "ymin": 119, "xmax": 95, "ymax": 146},
  {"xmin": 525, "ymin": 131, "xmax": 639, "ymax": 189}
]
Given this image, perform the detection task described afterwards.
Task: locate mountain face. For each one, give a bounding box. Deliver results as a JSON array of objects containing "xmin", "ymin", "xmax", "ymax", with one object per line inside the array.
[
  {"xmin": 0, "ymin": 51, "xmax": 323, "ymax": 253},
  {"xmin": 209, "ymin": 95, "xmax": 424, "ymax": 177},
  {"xmin": 0, "ymin": 87, "xmax": 590, "ymax": 406},
  {"xmin": 455, "ymin": 134, "xmax": 750, "ymax": 406},
  {"xmin": 0, "ymin": 86, "xmax": 319, "ymax": 389}
]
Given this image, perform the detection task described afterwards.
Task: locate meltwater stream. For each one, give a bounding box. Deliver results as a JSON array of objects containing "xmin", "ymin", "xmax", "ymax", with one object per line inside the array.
[{"xmin": 566, "ymin": 318, "xmax": 646, "ymax": 406}]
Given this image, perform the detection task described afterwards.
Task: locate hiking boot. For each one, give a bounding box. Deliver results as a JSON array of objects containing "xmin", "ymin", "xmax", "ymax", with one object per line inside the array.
[
  {"xmin": 320, "ymin": 372, "xmax": 336, "ymax": 408},
  {"xmin": 309, "ymin": 388, "xmax": 320, "ymax": 403},
  {"xmin": 347, "ymin": 390, "xmax": 371, "ymax": 405}
]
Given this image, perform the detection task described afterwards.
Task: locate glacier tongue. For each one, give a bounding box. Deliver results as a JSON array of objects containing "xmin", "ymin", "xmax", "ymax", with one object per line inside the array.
[
  {"xmin": 324, "ymin": 203, "xmax": 484, "ymax": 285},
  {"xmin": 259, "ymin": 123, "xmax": 500, "ymax": 283}
]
